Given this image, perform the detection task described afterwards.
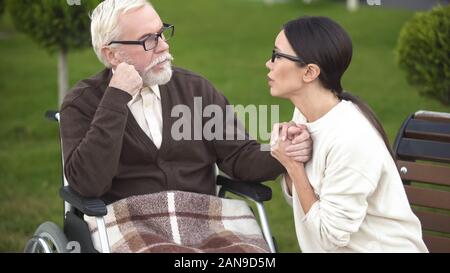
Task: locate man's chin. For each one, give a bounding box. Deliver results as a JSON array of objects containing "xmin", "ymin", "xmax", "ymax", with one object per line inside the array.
[
  {"xmin": 143, "ymin": 66, "xmax": 173, "ymax": 86},
  {"xmin": 149, "ymin": 66, "xmax": 165, "ymax": 74}
]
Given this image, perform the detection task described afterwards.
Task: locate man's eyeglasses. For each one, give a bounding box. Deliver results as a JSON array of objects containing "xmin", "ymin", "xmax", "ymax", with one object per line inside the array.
[
  {"xmin": 108, "ymin": 23, "xmax": 175, "ymax": 51},
  {"xmin": 271, "ymin": 50, "xmax": 305, "ymax": 64}
]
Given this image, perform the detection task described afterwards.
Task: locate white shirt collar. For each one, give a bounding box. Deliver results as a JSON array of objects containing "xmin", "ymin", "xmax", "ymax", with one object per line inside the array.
[
  {"xmin": 128, "ymin": 85, "xmax": 161, "ymax": 106},
  {"xmin": 149, "ymin": 85, "xmax": 161, "ymax": 100}
]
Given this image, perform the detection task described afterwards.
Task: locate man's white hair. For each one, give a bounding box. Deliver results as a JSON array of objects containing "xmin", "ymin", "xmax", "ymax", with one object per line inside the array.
[{"xmin": 90, "ymin": 0, "xmax": 152, "ymax": 67}]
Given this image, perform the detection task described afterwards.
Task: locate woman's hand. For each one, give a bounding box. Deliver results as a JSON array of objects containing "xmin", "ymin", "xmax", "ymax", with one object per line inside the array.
[
  {"xmin": 271, "ymin": 123, "xmax": 317, "ymax": 214},
  {"xmin": 285, "ymin": 124, "xmax": 312, "ymax": 163},
  {"xmin": 271, "ymin": 123, "xmax": 312, "ymax": 165}
]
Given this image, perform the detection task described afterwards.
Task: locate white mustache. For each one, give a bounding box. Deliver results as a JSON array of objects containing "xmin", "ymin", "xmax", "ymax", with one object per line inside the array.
[{"xmin": 145, "ymin": 54, "xmax": 174, "ymax": 71}]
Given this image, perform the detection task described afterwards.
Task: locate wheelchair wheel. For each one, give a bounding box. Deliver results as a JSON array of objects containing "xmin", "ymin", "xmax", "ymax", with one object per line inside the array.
[{"xmin": 24, "ymin": 221, "xmax": 68, "ymax": 253}]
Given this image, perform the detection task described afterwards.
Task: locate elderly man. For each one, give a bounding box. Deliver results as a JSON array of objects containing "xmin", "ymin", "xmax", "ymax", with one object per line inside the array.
[{"xmin": 60, "ymin": 0, "xmax": 311, "ymax": 204}]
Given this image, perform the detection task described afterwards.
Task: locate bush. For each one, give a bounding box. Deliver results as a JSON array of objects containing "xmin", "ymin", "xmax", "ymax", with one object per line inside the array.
[{"xmin": 396, "ymin": 5, "xmax": 450, "ymax": 105}]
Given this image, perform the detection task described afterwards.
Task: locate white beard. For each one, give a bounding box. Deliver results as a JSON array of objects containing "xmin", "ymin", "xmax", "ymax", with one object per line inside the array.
[
  {"xmin": 121, "ymin": 52, "xmax": 174, "ymax": 87},
  {"xmin": 141, "ymin": 55, "xmax": 173, "ymax": 87}
]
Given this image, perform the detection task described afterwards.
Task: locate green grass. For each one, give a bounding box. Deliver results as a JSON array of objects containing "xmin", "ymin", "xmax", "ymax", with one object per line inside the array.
[{"xmin": 0, "ymin": 0, "xmax": 449, "ymax": 253}]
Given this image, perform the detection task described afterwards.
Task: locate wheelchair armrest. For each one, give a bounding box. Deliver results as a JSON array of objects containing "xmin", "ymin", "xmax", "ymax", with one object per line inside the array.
[
  {"xmin": 59, "ymin": 186, "xmax": 107, "ymax": 217},
  {"xmin": 216, "ymin": 175, "xmax": 272, "ymax": 202},
  {"xmin": 45, "ymin": 110, "xmax": 59, "ymax": 122}
]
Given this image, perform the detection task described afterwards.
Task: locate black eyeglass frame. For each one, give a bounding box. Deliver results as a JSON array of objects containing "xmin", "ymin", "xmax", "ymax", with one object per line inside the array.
[
  {"xmin": 271, "ymin": 50, "xmax": 305, "ymax": 64},
  {"xmin": 107, "ymin": 23, "xmax": 174, "ymax": 51}
]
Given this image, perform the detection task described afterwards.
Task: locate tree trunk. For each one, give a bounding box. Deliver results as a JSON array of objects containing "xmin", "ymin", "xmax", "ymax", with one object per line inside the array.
[
  {"xmin": 58, "ymin": 49, "xmax": 68, "ymax": 107},
  {"xmin": 347, "ymin": 0, "xmax": 359, "ymax": 11}
]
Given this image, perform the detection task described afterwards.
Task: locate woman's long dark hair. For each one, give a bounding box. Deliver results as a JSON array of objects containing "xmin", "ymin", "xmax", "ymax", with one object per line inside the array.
[{"xmin": 284, "ymin": 16, "xmax": 394, "ymax": 159}]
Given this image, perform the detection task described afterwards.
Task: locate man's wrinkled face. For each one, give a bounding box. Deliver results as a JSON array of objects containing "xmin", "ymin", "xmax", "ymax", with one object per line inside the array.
[{"xmin": 116, "ymin": 4, "xmax": 173, "ymax": 86}]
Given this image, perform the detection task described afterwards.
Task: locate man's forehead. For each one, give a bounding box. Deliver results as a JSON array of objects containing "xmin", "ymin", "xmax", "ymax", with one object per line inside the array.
[{"xmin": 117, "ymin": 5, "xmax": 163, "ymax": 39}]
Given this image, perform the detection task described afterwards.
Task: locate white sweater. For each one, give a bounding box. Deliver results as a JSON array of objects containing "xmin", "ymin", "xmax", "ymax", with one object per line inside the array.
[{"xmin": 282, "ymin": 100, "xmax": 428, "ymax": 252}]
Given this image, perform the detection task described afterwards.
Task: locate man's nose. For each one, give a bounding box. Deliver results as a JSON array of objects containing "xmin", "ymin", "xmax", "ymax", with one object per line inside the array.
[{"xmin": 155, "ymin": 37, "xmax": 169, "ymax": 53}]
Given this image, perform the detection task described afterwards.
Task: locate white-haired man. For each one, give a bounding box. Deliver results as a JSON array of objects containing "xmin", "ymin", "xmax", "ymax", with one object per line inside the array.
[{"xmin": 60, "ymin": 0, "xmax": 311, "ymax": 203}]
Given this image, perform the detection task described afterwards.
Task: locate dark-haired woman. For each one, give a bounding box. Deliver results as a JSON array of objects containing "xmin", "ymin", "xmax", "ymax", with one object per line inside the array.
[{"xmin": 268, "ymin": 16, "xmax": 428, "ymax": 252}]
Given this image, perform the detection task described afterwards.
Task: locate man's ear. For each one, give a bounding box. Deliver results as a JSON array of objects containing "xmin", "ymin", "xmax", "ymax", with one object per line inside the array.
[
  {"xmin": 302, "ymin": 64, "xmax": 321, "ymax": 83},
  {"xmin": 101, "ymin": 46, "xmax": 120, "ymax": 67}
]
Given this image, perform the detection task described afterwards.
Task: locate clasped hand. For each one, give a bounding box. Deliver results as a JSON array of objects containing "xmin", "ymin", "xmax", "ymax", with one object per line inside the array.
[{"xmin": 270, "ymin": 122, "xmax": 312, "ymax": 167}]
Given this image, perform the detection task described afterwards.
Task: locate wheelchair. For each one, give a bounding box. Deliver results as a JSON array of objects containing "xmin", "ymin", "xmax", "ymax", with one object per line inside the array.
[{"xmin": 24, "ymin": 110, "xmax": 278, "ymax": 253}]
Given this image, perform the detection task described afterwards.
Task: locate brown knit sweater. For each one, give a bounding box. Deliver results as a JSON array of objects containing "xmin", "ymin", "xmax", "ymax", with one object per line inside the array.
[{"xmin": 60, "ymin": 67, "xmax": 284, "ymax": 204}]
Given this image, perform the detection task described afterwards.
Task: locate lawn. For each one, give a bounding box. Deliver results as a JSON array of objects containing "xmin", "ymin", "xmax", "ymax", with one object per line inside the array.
[{"xmin": 0, "ymin": 0, "xmax": 448, "ymax": 252}]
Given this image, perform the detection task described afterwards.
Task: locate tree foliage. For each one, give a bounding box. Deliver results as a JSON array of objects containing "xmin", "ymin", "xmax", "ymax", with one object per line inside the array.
[{"xmin": 7, "ymin": 0, "xmax": 101, "ymax": 53}]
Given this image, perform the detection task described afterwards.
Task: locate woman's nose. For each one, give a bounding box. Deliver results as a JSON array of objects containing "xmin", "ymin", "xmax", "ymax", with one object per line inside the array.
[{"xmin": 265, "ymin": 59, "xmax": 272, "ymax": 70}]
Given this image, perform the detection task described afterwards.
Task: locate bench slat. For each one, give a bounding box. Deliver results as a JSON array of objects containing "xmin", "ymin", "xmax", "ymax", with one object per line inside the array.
[
  {"xmin": 405, "ymin": 119, "xmax": 450, "ymax": 142},
  {"xmin": 396, "ymin": 160, "xmax": 450, "ymax": 186},
  {"xmin": 413, "ymin": 209, "xmax": 450, "ymax": 234},
  {"xmin": 414, "ymin": 111, "xmax": 450, "ymax": 123},
  {"xmin": 423, "ymin": 234, "xmax": 450, "ymax": 253},
  {"xmin": 404, "ymin": 185, "xmax": 450, "ymax": 210},
  {"xmin": 397, "ymin": 138, "xmax": 450, "ymax": 163}
]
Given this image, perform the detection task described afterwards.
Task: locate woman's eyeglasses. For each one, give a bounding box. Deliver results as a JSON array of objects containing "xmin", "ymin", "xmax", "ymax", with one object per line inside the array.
[{"xmin": 271, "ymin": 50, "xmax": 305, "ymax": 64}]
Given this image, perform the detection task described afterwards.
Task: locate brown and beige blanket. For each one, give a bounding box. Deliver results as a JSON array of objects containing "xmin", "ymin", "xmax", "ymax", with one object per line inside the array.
[{"xmin": 85, "ymin": 191, "xmax": 270, "ymax": 253}]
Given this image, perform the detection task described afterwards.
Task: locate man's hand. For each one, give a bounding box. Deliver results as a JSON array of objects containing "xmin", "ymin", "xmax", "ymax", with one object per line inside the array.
[
  {"xmin": 109, "ymin": 63, "xmax": 143, "ymax": 96},
  {"xmin": 270, "ymin": 135, "xmax": 294, "ymax": 168}
]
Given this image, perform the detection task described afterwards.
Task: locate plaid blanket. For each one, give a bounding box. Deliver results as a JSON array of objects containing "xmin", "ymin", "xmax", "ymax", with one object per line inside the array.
[{"xmin": 85, "ymin": 191, "xmax": 270, "ymax": 253}]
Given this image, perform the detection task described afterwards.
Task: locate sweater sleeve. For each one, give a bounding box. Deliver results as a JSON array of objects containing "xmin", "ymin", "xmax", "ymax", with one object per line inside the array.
[
  {"xmin": 60, "ymin": 87, "xmax": 131, "ymax": 198},
  {"xmin": 300, "ymin": 139, "xmax": 381, "ymax": 251},
  {"xmin": 207, "ymin": 86, "xmax": 285, "ymax": 182}
]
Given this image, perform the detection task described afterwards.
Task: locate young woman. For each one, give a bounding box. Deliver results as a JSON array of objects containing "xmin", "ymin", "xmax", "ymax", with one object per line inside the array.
[{"xmin": 267, "ymin": 16, "xmax": 428, "ymax": 252}]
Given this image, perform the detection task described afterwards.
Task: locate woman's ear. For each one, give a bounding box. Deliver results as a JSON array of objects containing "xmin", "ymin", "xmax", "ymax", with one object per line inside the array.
[
  {"xmin": 302, "ymin": 64, "xmax": 321, "ymax": 83},
  {"xmin": 101, "ymin": 46, "xmax": 120, "ymax": 67}
]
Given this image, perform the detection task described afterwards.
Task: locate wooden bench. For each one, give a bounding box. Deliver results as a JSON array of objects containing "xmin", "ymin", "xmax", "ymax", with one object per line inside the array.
[{"xmin": 393, "ymin": 110, "xmax": 450, "ymax": 253}]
